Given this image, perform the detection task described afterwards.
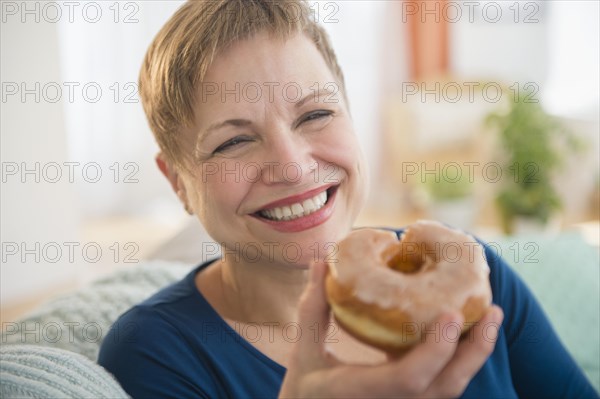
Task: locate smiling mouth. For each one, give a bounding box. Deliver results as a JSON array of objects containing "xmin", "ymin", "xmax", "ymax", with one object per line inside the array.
[{"xmin": 255, "ymin": 187, "xmax": 336, "ymax": 221}]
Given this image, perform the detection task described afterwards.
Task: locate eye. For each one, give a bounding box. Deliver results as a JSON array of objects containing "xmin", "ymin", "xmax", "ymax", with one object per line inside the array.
[
  {"xmin": 298, "ymin": 110, "xmax": 334, "ymax": 126},
  {"xmin": 213, "ymin": 135, "xmax": 253, "ymax": 154}
]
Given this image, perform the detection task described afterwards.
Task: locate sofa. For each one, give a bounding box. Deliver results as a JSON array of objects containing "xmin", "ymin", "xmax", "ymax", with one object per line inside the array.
[{"xmin": 1, "ymin": 223, "xmax": 598, "ymax": 398}]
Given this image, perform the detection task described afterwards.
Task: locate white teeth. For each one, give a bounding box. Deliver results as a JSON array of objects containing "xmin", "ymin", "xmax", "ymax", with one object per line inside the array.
[
  {"xmin": 302, "ymin": 198, "xmax": 316, "ymax": 212},
  {"xmin": 259, "ymin": 190, "xmax": 329, "ymax": 221},
  {"xmin": 274, "ymin": 208, "xmax": 283, "ymax": 219},
  {"xmin": 315, "ymin": 192, "xmax": 326, "ymax": 207},
  {"xmin": 282, "ymin": 207, "xmax": 292, "ymax": 218},
  {"xmin": 291, "ymin": 203, "xmax": 304, "ymax": 216}
]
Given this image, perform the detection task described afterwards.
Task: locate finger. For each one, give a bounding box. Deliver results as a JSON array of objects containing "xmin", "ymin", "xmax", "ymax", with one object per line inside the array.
[
  {"xmin": 428, "ymin": 305, "xmax": 504, "ymax": 397},
  {"xmin": 280, "ymin": 268, "xmax": 340, "ymax": 399},
  {"xmin": 323, "ymin": 346, "xmax": 344, "ymax": 367},
  {"xmin": 295, "ymin": 261, "xmax": 331, "ymax": 362},
  {"xmin": 385, "ymin": 347, "xmax": 410, "ymax": 362},
  {"xmin": 354, "ymin": 312, "xmax": 464, "ymax": 395}
]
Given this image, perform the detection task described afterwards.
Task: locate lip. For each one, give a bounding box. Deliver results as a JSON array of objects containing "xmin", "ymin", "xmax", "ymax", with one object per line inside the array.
[
  {"xmin": 255, "ymin": 184, "xmax": 337, "ymax": 211},
  {"xmin": 251, "ymin": 185, "xmax": 339, "ymax": 233}
]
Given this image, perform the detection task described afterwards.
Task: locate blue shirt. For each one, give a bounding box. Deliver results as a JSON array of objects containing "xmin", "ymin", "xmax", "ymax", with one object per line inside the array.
[{"xmin": 98, "ymin": 232, "xmax": 598, "ymax": 398}]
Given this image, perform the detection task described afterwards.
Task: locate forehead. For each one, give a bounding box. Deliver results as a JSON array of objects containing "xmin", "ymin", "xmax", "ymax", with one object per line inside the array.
[{"xmin": 194, "ymin": 31, "xmax": 338, "ymax": 112}]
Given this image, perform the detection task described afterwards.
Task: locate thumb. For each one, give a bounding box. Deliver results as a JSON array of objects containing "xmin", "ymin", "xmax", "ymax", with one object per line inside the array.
[
  {"xmin": 280, "ymin": 262, "xmax": 334, "ymax": 398},
  {"xmin": 295, "ymin": 261, "xmax": 331, "ymax": 362}
]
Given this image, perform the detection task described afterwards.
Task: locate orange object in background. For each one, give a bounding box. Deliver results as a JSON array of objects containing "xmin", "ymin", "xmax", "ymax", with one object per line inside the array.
[{"xmin": 404, "ymin": 0, "xmax": 449, "ymax": 81}]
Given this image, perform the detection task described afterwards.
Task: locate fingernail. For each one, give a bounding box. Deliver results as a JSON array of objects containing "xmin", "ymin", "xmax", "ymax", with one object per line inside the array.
[
  {"xmin": 484, "ymin": 307, "xmax": 504, "ymax": 342},
  {"xmin": 489, "ymin": 306, "xmax": 504, "ymax": 325}
]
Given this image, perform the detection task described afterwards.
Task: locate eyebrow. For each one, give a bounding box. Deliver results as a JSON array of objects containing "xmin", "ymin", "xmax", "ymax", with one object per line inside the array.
[
  {"xmin": 195, "ymin": 86, "xmax": 338, "ymax": 146},
  {"xmin": 295, "ymin": 87, "xmax": 336, "ymax": 109}
]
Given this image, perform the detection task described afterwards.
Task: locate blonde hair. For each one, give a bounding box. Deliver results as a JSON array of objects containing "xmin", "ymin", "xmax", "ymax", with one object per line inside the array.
[{"xmin": 139, "ymin": 0, "xmax": 346, "ymax": 166}]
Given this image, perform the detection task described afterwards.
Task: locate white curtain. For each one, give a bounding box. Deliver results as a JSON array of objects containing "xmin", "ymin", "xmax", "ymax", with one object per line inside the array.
[{"xmin": 57, "ymin": 1, "xmax": 185, "ymax": 221}]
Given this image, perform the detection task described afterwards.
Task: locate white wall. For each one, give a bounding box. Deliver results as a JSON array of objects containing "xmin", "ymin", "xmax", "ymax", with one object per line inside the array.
[
  {"xmin": 0, "ymin": 1, "xmax": 186, "ymax": 307},
  {"xmin": 543, "ymin": 1, "xmax": 600, "ymax": 119},
  {"xmin": 1, "ymin": 10, "xmax": 80, "ymax": 305},
  {"xmin": 451, "ymin": 1, "xmax": 549, "ymax": 84}
]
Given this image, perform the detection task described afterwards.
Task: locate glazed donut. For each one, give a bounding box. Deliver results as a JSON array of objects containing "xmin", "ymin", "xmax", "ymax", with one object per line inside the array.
[{"xmin": 325, "ymin": 220, "xmax": 492, "ymax": 352}]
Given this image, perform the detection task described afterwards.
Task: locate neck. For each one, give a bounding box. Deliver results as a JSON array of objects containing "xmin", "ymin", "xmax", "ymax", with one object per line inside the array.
[{"xmin": 218, "ymin": 256, "xmax": 309, "ymax": 326}]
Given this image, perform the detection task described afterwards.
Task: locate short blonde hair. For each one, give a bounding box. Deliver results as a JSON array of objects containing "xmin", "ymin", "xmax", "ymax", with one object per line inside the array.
[{"xmin": 139, "ymin": 0, "xmax": 346, "ymax": 166}]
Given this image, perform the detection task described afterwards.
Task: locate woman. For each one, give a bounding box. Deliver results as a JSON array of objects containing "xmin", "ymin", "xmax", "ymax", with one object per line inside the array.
[{"xmin": 98, "ymin": 1, "xmax": 597, "ymax": 398}]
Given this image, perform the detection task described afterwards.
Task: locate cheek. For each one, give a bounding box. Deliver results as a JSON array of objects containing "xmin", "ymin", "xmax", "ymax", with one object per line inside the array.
[
  {"xmin": 349, "ymin": 150, "xmax": 369, "ymax": 210},
  {"xmin": 319, "ymin": 123, "xmax": 365, "ymax": 177},
  {"xmin": 321, "ymin": 123, "xmax": 370, "ymax": 207},
  {"xmin": 191, "ymin": 165, "xmax": 251, "ymax": 218}
]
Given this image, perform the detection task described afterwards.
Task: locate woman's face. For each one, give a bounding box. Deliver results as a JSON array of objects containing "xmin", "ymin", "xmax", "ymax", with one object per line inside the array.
[{"xmin": 177, "ymin": 31, "xmax": 369, "ymax": 267}]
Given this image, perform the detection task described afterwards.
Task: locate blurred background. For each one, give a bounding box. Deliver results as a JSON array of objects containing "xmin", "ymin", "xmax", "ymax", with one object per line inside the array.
[{"xmin": 2, "ymin": 1, "xmax": 599, "ymax": 321}]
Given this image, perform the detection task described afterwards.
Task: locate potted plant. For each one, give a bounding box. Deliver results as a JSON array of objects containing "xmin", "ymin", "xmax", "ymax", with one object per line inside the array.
[{"xmin": 486, "ymin": 90, "xmax": 582, "ymax": 234}]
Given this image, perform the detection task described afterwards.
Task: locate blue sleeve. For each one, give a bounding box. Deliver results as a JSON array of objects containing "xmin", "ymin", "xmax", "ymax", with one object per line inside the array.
[
  {"xmin": 485, "ymin": 243, "xmax": 599, "ymax": 399},
  {"xmin": 98, "ymin": 307, "xmax": 213, "ymax": 399}
]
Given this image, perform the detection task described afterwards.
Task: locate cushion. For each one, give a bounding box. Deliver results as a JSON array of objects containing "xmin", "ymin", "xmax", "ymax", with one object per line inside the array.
[
  {"xmin": 1, "ymin": 261, "xmax": 191, "ymax": 361},
  {"xmin": 493, "ymin": 231, "xmax": 600, "ymax": 392},
  {"xmin": 0, "ymin": 345, "xmax": 129, "ymax": 398}
]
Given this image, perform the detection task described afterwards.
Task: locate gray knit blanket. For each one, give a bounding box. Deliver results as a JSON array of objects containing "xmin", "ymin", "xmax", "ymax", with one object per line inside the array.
[
  {"xmin": 0, "ymin": 345, "xmax": 130, "ymax": 398},
  {"xmin": 1, "ymin": 260, "xmax": 192, "ymax": 398}
]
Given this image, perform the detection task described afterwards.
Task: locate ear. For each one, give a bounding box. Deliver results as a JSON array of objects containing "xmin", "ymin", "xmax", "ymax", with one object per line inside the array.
[
  {"xmin": 155, "ymin": 153, "xmax": 192, "ymax": 213},
  {"xmin": 156, "ymin": 152, "xmax": 180, "ymax": 191}
]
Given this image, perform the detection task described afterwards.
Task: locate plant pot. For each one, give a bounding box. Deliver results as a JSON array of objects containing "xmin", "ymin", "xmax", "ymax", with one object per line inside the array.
[
  {"xmin": 508, "ymin": 214, "xmax": 562, "ymax": 237},
  {"xmin": 429, "ymin": 197, "xmax": 476, "ymax": 230}
]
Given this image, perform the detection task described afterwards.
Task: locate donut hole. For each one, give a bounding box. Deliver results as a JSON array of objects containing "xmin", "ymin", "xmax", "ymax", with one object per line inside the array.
[{"xmin": 386, "ymin": 251, "xmax": 424, "ymax": 274}]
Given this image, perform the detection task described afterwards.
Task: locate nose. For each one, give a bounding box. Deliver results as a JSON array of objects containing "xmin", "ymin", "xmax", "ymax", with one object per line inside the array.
[{"xmin": 259, "ymin": 128, "xmax": 315, "ymax": 185}]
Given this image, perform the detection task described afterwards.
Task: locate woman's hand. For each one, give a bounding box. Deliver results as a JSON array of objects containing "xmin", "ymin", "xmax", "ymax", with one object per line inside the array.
[{"xmin": 278, "ymin": 261, "xmax": 504, "ymax": 398}]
